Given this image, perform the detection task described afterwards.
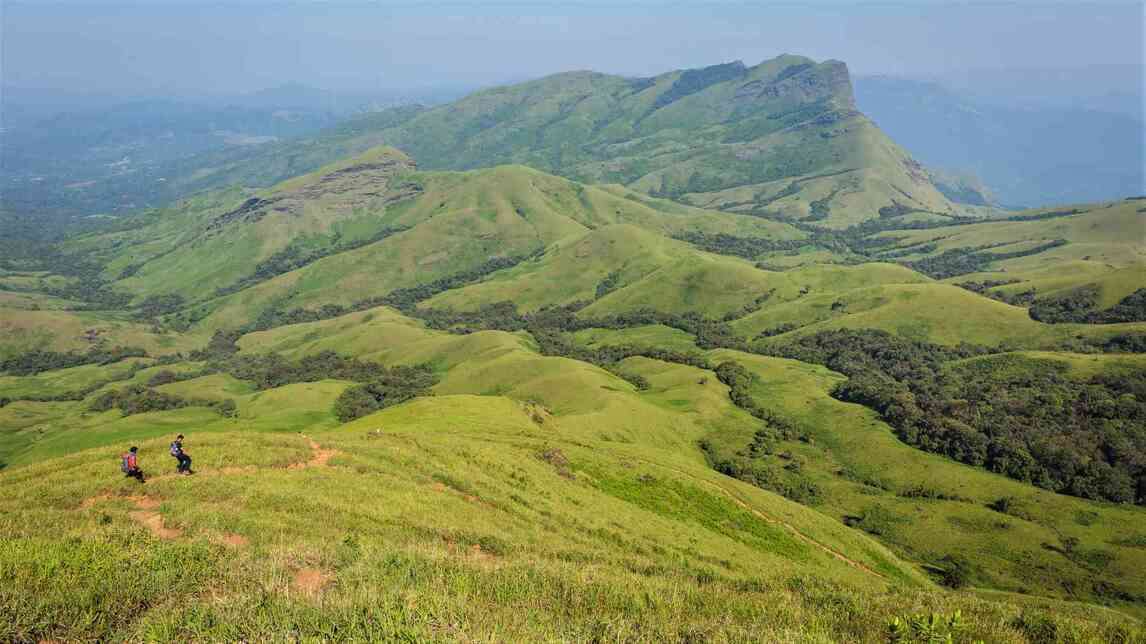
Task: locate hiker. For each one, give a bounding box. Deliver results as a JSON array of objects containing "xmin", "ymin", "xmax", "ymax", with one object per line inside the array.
[
  {"xmin": 170, "ymin": 434, "xmax": 193, "ymax": 474},
  {"xmin": 121, "ymin": 446, "xmax": 145, "ymax": 482}
]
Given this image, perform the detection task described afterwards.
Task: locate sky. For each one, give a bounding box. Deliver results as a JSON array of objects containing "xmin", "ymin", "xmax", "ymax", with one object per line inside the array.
[{"xmin": 2, "ymin": 1, "xmax": 1143, "ymax": 97}]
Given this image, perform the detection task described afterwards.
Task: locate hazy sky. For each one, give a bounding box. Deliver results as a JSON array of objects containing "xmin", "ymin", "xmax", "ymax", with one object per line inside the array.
[{"xmin": 3, "ymin": 1, "xmax": 1143, "ymax": 95}]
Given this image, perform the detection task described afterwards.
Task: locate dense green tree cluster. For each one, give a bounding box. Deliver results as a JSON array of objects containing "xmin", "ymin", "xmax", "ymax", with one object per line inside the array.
[
  {"xmin": 1099, "ymin": 334, "xmax": 1146, "ymax": 353},
  {"xmin": 594, "ymin": 271, "xmax": 622, "ymax": 299},
  {"xmin": 905, "ymin": 239, "xmax": 1067, "ymax": 279},
  {"xmin": 0, "ymin": 346, "xmax": 147, "ymax": 376},
  {"xmin": 772, "ymin": 330, "xmax": 1146, "ymax": 504},
  {"xmin": 133, "ymin": 294, "xmax": 186, "ymax": 320},
  {"xmin": 199, "ymin": 347, "xmax": 438, "ymax": 422},
  {"xmin": 214, "ymin": 349, "xmax": 396, "ymax": 390},
  {"xmin": 1030, "ymin": 287, "xmax": 1146, "ymax": 324},
  {"xmin": 333, "ymin": 364, "xmax": 439, "ymax": 422},
  {"xmin": 700, "ymin": 443, "xmax": 823, "ymax": 505},
  {"xmin": 0, "ymin": 247, "xmax": 133, "ymax": 309},
  {"xmin": 956, "ymin": 279, "xmax": 1035, "ymax": 306},
  {"xmin": 672, "ymin": 231, "xmax": 810, "ymax": 260},
  {"xmin": 712, "ymin": 361, "xmax": 801, "ymax": 438},
  {"xmin": 88, "ymin": 384, "xmax": 233, "ymax": 418},
  {"xmin": 698, "ymin": 361, "xmax": 819, "ymax": 503}
]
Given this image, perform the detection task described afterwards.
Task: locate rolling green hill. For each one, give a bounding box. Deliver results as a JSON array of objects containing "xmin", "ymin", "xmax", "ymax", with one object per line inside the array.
[
  {"xmin": 310, "ymin": 55, "xmax": 960, "ymax": 229},
  {"xmin": 1, "ymin": 58, "xmax": 1144, "ymax": 641},
  {"xmin": 16, "ymin": 55, "xmax": 962, "ymax": 233}
]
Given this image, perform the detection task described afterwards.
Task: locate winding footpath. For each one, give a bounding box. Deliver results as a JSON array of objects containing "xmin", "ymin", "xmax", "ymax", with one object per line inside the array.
[{"xmin": 80, "ymin": 435, "xmax": 336, "ymax": 541}]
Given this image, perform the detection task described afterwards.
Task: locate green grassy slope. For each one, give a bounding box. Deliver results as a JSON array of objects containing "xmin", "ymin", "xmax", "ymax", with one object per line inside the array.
[
  {"xmin": 425, "ymin": 223, "xmax": 783, "ymax": 317},
  {"xmin": 2, "ymin": 90, "xmax": 1144, "ymax": 639},
  {"xmin": 699, "ymin": 348, "xmax": 1146, "ymax": 615},
  {"xmin": 356, "ymin": 55, "xmax": 957, "ymax": 228},
  {"xmin": 872, "ymin": 200, "xmax": 1145, "ymax": 316},
  {"xmin": 75, "ymin": 147, "xmax": 419, "ymax": 302},
  {"xmin": 735, "ymin": 282, "xmax": 1146, "ymax": 348},
  {"xmin": 0, "ymin": 308, "xmax": 200, "ymax": 360},
  {"xmin": 42, "ymin": 155, "xmax": 805, "ymax": 338},
  {"xmin": 93, "ymin": 55, "xmax": 957, "ymax": 231},
  {"xmin": 2, "ymin": 306, "xmax": 1142, "ymax": 639},
  {"xmin": 8, "ymin": 405, "xmax": 1135, "ymax": 642}
]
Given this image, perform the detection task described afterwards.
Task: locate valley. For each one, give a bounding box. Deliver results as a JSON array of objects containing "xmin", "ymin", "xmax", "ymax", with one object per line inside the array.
[{"xmin": 1, "ymin": 53, "xmax": 1143, "ymax": 642}]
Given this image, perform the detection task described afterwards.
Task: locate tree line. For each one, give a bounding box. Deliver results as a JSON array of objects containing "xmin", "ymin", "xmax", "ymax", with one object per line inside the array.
[{"xmin": 769, "ymin": 329, "xmax": 1146, "ymax": 504}]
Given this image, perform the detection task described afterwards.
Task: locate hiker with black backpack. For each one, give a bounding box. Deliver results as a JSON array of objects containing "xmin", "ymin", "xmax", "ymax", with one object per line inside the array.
[
  {"xmin": 121, "ymin": 446, "xmax": 145, "ymax": 482},
  {"xmin": 170, "ymin": 434, "xmax": 193, "ymax": 474}
]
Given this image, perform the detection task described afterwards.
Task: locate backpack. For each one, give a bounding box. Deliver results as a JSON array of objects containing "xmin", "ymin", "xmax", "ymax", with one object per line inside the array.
[{"xmin": 121, "ymin": 454, "xmax": 132, "ymax": 473}]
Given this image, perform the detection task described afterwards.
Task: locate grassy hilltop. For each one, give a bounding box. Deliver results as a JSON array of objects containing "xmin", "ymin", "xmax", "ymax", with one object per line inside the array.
[
  {"xmin": 1, "ymin": 55, "xmax": 1145, "ymax": 642},
  {"xmin": 39, "ymin": 55, "xmax": 962, "ymax": 232}
]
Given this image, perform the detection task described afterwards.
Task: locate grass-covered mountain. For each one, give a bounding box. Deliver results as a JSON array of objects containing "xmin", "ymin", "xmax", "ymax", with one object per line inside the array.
[
  {"xmin": 2, "ymin": 57, "xmax": 1145, "ymax": 641},
  {"xmin": 4, "ymin": 55, "xmax": 962, "ymax": 238},
  {"xmin": 347, "ymin": 55, "xmax": 958, "ymax": 228}
]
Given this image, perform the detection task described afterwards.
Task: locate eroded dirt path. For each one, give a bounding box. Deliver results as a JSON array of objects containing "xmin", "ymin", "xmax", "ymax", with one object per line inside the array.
[
  {"xmin": 126, "ymin": 495, "xmax": 183, "ymax": 539},
  {"xmin": 288, "ymin": 436, "xmax": 337, "ymax": 469},
  {"xmin": 79, "ymin": 435, "xmax": 334, "ymax": 544}
]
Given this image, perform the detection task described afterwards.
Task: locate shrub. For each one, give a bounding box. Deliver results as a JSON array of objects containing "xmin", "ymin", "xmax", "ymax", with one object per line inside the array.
[{"xmin": 887, "ymin": 610, "xmax": 968, "ymax": 644}]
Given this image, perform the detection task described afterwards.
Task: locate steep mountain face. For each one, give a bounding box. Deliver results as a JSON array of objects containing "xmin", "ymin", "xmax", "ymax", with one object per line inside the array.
[
  {"xmin": 367, "ymin": 55, "xmax": 957, "ymax": 228},
  {"xmin": 23, "ymin": 56, "xmax": 956, "ymax": 231}
]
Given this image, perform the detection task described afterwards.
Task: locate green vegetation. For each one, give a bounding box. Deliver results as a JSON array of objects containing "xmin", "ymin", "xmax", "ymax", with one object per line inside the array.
[
  {"xmin": 770, "ymin": 330, "xmax": 1145, "ymax": 504},
  {"xmin": 0, "ymin": 346, "xmax": 147, "ymax": 376},
  {"xmin": 1031, "ymin": 287, "xmax": 1146, "ymax": 324},
  {"xmin": 1, "ymin": 58, "xmax": 1144, "ymax": 639}
]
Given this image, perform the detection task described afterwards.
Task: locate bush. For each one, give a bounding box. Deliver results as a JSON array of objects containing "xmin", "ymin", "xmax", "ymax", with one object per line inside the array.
[
  {"xmin": 88, "ymin": 385, "xmax": 195, "ymax": 416},
  {"xmin": 332, "ymin": 364, "xmax": 438, "ymax": 422},
  {"xmin": 146, "ymin": 370, "xmax": 178, "ymax": 386},
  {"xmin": 887, "ymin": 610, "xmax": 967, "ymax": 644},
  {"xmin": 934, "ymin": 554, "xmax": 972, "ymax": 589}
]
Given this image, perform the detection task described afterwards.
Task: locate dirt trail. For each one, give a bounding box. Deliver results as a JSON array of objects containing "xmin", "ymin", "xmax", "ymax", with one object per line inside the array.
[
  {"xmin": 288, "ymin": 436, "xmax": 337, "ymax": 469},
  {"xmin": 631, "ymin": 457, "xmax": 886, "ymax": 579},
  {"xmin": 77, "ymin": 435, "xmax": 336, "ymax": 548},
  {"xmin": 126, "ymin": 495, "xmax": 183, "ymax": 539}
]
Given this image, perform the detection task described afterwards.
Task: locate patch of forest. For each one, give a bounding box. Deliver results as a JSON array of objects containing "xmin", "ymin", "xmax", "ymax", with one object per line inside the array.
[
  {"xmin": 1031, "ymin": 287, "xmax": 1146, "ymax": 324},
  {"xmin": 769, "ymin": 329, "xmax": 1146, "ymax": 504},
  {"xmin": 198, "ymin": 337, "xmax": 437, "ymax": 422}
]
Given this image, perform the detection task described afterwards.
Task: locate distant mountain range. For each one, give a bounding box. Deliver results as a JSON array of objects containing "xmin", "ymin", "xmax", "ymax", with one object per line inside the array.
[
  {"xmin": 0, "ymin": 83, "xmax": 468, "ymax": 225},
  {"xmin": 7, "ymin": 65, "xmax": 1141, "ymax": 228},
  {"xmin": 855, "ymin": 74, "xmax": 1144, "ymax": 207}
]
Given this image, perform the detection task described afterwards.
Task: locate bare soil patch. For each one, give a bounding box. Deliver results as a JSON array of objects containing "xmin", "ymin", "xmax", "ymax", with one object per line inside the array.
[
  {"xmin": 220, "ymin": 533, "xmax": 249, "ymax": 548},
  {"xmin": 292, "ymin": 567, "xmax": 332, "ymax": 596},
  {"xmin": 129, "ymin": 510, "xmax": 183, "ymax": 539}
]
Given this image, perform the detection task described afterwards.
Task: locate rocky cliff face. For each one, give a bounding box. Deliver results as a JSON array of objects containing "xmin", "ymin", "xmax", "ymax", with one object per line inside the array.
[{"xmin": 747, "ymin": 60, "xmax": 855, "ymax": 108}]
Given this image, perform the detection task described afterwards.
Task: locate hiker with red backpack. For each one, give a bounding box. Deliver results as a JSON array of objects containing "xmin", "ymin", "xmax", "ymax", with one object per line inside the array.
[
  {"xmin": 171, "ymin": 434, "xmax": 193, "ymax": 474},
  {"xmin": 121, "ymin": 446, "xmax": 145, "ymax": 482}
]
